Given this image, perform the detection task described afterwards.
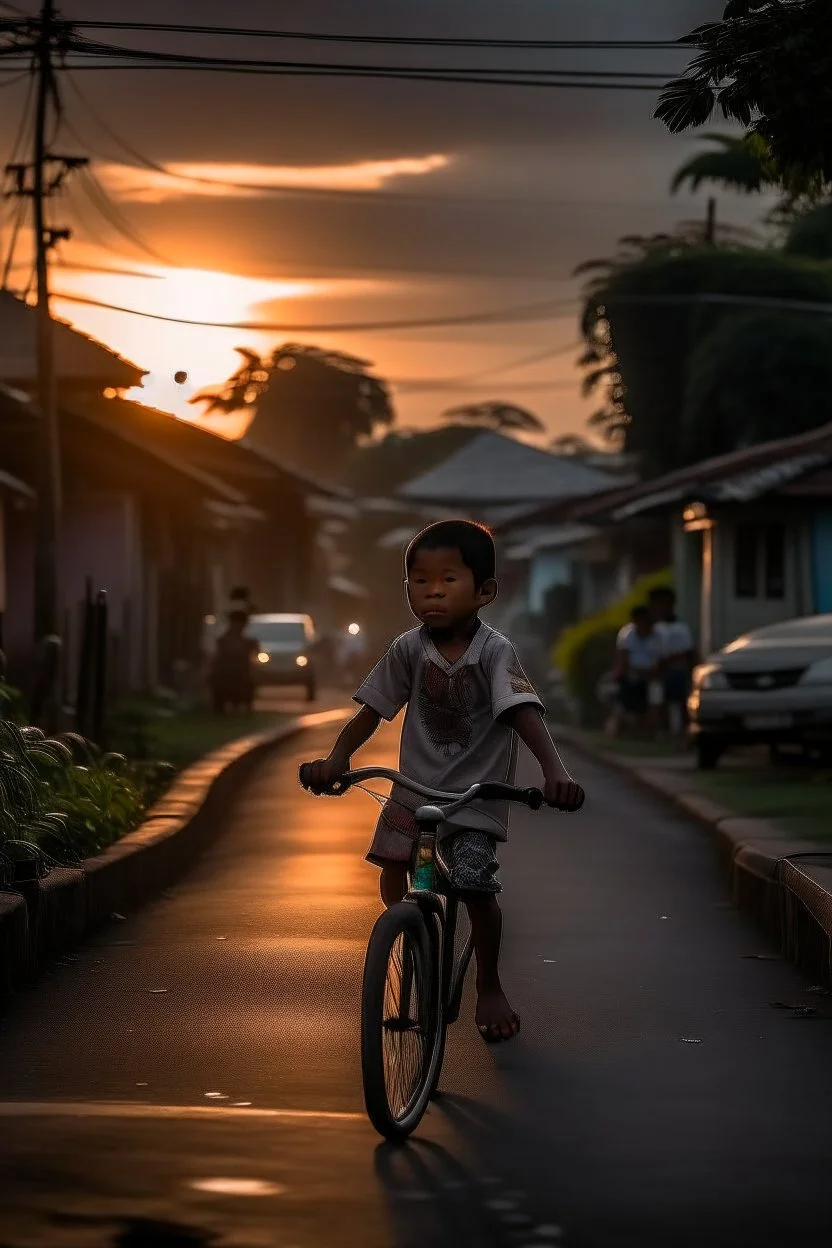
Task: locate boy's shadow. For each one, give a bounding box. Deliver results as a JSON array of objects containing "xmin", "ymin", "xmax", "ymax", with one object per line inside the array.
[{"xmin": 373, "ymin": 1092, "xmax": 551, "ymax": 1248}]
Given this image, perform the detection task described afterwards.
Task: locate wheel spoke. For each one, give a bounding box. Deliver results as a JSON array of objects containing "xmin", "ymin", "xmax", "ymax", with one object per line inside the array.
[{"xmin": 381, "ymin": 930, "xmax": 430, "ymax": 1121}]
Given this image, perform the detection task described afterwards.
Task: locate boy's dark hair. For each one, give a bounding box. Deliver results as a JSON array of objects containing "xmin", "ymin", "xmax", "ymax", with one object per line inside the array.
[
  {"xmin": 631, "ymin": 604, "xmax": 651, "ymax": 622},
  {"xmin": 405, "ymin": 520, "xmax": 496, "ymax": 587}
]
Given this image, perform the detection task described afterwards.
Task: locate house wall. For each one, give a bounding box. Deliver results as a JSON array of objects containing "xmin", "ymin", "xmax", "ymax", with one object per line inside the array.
[
  {"xmin": 708, "ymin": 506, "xmax": 811, "ymax": 651},
  {"xmin": 3, "ymin": 503, "xmax": 35, "ymax": 684},
  {"xmin": 811, "ymin": 507, "xmax": 832, "ymax": 614},
  {"xmin": 60, "ymin": 491, "xmax": 142, "ymax": 701}
]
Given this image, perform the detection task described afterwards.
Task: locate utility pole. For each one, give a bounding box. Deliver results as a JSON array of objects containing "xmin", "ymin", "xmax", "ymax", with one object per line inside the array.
[
  {"xmin": 3, "ymin": 2, "xmax": 86, "ymax": 724},
  {"xmin": 32, "ymin": 0, "xmax": 61, "ymax": 666},
  {"xmin": 705, "ymin": 196, "xmax": 717, "ymax": 245}
]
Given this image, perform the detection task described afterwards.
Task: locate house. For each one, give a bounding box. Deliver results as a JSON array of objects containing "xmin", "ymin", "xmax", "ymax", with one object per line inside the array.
[
  {"xmin": 0, "ymin": 383, "xmax": 262, "ymax": 695},
  {"xmin": 0, "ymin": 294, "xmax": 352, "ymax": 695},
  {"xmin": 550, "ymin": 424, "xmax": 832, "ymax": 655},
  {"xmin": 397, "ymin": 430, "xmax": 627, "ymax": 637}
]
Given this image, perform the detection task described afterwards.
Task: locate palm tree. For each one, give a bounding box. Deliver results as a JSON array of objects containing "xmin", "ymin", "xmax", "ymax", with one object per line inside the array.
[
  {"xmin": 670, "ymin": 132, "xmax": 772, "ymax": 197},
  {"xmin": 191, "ymin": 343, "xmax": 394, "ymax": 478},
  {"xmin": 655, "ymin": 0, "xmax": 832, "ymax": 196},
  {"xmin": 440, "ymin": 401, "xmax": 544, "ymax": 434}
]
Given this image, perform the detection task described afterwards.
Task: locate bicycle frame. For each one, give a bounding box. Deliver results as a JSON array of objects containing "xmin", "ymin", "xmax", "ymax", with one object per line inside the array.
[{"xmin": 404, "ymin": 803, "xmax": 472, "ymax": 1025}]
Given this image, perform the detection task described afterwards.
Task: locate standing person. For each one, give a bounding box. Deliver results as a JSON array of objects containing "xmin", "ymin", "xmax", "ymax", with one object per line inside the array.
[
  {"xmin": 209, "ymin": 610, "xmax": 259, "ymax": 715},
  {"xmin": 612, "ymin": 605, "xmax": 664, "ymax": 736},
  {"xmin": 300, "ymin": 520, "xmax": 584, "ymax": 1043},
  {"xmin": 649, "ymin": 586, "xmax": 696, "ymax": 738}
]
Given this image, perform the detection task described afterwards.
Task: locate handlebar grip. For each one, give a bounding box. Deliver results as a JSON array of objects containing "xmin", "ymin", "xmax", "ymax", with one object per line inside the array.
[{"xmin": 478, "ymin": 782, "xmax": 544, "ymax": 810}]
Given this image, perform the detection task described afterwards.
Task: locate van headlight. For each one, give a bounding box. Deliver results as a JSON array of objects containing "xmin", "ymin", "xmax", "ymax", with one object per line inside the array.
[
  {"xmin": 296, "ymin": 655, "xmax": 309, "ymax": 668},
  {"xmin": 693, "ymin": 664, "xmax": 729, "ymax": 691},
  {"xmin": 257, "ymin": 652, "xmax": 270, "ymax": 664}
]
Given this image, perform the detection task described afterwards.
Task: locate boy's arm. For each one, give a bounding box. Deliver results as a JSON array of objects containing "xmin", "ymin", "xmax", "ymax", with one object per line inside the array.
[
  {"xmin": 302, "ymin": 704, "xmax": 381, "ymax": 792},
  {"xmin": 499, "ymin": 705, "xmax": 584, "ymax": 810}
]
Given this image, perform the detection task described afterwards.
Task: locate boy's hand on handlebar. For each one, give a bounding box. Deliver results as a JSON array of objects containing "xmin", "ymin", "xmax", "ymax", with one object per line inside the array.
[
  {"xmin": 543, "ymin": 776, "xmax": 585, "ymax": 812},
  {"xmin": 299, "ymin": 755, "xmax": 349, "ymax": 795}
]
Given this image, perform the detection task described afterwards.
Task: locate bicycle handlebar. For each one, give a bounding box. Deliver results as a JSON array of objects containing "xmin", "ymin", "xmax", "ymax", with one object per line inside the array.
[{"xmin": 298, "ymin": 762, "xmax": 548, "ymax": 813}]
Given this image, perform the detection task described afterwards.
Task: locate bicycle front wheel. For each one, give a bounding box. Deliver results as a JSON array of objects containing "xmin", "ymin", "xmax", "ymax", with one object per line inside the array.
[{"xmin": 361, "ymin": 902, "xmax": 443, "ymax": 1141}]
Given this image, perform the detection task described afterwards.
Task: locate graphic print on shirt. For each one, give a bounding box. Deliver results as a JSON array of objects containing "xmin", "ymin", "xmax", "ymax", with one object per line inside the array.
[
  {"xmin": 507, "ymin": 660, "xmax": 535, "ymax": 695},
  {"xmin": 418, "ymin": 661, "xmax": 473, "ymax": 758},
  {"xmin": 379, "ymin": 798, "xmax": 420, "ymax": 841}
]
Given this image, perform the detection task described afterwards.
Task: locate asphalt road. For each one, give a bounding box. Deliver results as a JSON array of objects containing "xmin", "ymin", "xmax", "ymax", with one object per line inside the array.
[{"xmin": 1, "ymin": 713, "xmax": 832, "ymax": 1248}]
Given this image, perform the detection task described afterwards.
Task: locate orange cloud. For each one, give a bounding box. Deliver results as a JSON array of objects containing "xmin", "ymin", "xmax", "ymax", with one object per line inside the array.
[{"xmin": 96, "ymin": 155, "xmax": 452, "ymax": 202}]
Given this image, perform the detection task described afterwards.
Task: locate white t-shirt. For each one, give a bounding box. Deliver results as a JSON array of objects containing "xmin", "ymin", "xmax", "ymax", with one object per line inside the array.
[
  {"xmin": 655, "ymin": 619, "xmax": 693, "ymax": 662},
  {"xmin": 616, "ymin": 624, "xmax": 662, "ymax": 675},
  {"xmin": 355, "ymin": 622, "xmax": 543, "ymax": 842}
]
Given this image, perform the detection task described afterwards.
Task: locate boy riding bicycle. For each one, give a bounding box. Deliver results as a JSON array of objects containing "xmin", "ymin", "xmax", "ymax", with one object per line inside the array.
[{"xmin": 301, "ymin": 520, "xmax": 584, "ymax": 1042}]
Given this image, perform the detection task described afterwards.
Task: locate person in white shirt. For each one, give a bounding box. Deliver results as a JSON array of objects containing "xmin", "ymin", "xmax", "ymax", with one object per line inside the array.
[
  {"xmin": 648, "ymin": 587, "xmax": 696, "ymax": 736},
  {"xmin": 612, "ymin": 605, "xmax": 664, "ymax": 732}
]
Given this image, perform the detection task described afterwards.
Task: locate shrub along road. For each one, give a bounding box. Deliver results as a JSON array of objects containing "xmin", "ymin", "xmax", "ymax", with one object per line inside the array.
[{"xmin": 0, "ymin": 722, "xmax": 831, "ymax": 1247}]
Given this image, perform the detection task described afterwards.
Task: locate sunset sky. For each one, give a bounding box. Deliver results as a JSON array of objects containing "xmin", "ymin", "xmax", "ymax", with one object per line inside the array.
[{"xmin": 0, "ymin": 1, "xmax": 765, "ymax": 443}]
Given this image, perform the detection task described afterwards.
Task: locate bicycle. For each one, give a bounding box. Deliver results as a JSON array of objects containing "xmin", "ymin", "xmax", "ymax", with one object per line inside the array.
[{"xmin": 299, "ymin": 762, "xmax": 566, "ymax": 1141}]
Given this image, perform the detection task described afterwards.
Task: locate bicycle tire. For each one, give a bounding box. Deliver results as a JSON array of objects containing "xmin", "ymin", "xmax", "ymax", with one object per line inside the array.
[{"xmin": 361, "ymin": 902, "xmax": 443, "ymax": 1140}]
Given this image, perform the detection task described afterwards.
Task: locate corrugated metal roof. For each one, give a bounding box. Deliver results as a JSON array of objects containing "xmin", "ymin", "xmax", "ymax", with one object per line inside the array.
[{"xmin": 398, "ymin": 431, "xmax": 616, "ymax": 504}]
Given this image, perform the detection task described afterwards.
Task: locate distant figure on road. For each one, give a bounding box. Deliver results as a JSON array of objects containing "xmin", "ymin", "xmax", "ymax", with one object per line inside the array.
[
  {"xmin": 337, "ymin": 623, "xmax": 368, "ymax": 688},
  {"xmin": 611, "ymin": 604, "xmax": 663, "ymax": 736},
  {"xmin": 300, "ymin": 519, "xmax": 584, "ymax": 1043},
  {"xmin": 649, "ymin": 586, "xmax": 696, "ymax": 738},
  {"xmin": 209, "ymin": 610, "xmax": 259, "ymax": 715}
]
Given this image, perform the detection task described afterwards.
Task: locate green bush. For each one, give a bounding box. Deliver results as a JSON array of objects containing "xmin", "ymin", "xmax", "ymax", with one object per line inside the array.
[
  {"xmin": 553, "ymin": 569, "xmax": 672, "ymax": 724},
  {"xmin": 0, "ymin": 720, "xmax": 175, "ymax": 878}
]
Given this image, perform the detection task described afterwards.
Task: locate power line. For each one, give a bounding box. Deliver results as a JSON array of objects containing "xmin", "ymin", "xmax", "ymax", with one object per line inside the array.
[
  {"xmin": 0, "ymin": 58, "xmax": 673, "ymax": 89},
  {"xmin": 69, "ymin": 22, "xmax": 682, "ymax": 51},
  {"xmin": 69, "ymin": 38, "xmax": 675, "ymax": 79},
  {"xmin": 74, "ymin": 164, "xmax": 172, "ymax": 264},
  {"xmin": 50, "ymin": 290, "xmax": 578, "ymax": 333},
  {"xmin": 61, "ymin": 75, "xmax": 671, "ymax": 210},
  {"xmin": 392, "ymin": 343, "xmax": 582, "ymax": 393},
  {"xmin": 393, "ymin": 377, "xmax": 580, "ymax": 395},
  {"xmin": 0, "ymin": 66, "xmax": 29, "ymax": 88},
  {"xmin": 603, "ymin": 292, "xmax": 832, "ymax": 314}
]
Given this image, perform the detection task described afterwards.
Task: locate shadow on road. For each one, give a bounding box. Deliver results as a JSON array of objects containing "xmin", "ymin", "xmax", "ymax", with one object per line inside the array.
[
  {"xmin": 12, "ymin": 1214, "xmax": 222, "ymax": 1247},
  {"xmin": 373, "ymin": 1091, "xmax": 560, "ymax": 1247}
]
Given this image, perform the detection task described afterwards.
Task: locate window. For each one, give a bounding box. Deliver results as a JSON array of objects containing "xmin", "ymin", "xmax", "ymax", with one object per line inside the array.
[
  {"xmin": 734, "ymin": 524, "xmax": 759, "ymax": 598},
  {"xmin": 764, "ymin": 525, "xmax": 785, "ymax": 599},
  {"xmin": 733, "ymin": 523, "xmax": 787, "ymax": 600}
]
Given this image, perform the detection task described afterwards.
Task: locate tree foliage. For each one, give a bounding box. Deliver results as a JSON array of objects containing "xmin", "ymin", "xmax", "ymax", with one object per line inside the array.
[
  {"xmin": 192, "ymin": 343, "xmax": 395, "ymax": 478},
  {"xmin": 684, "ymin": 309, "xmax": 832, "ymax": 449},
  {"xmin": 783, "ymin": 201, "xmax": 832, "ymax": 260},
  {"xmin": 440, "ymin": 401, "xmax": 544, "ymax": 433},
  {"xmin": 670, "ymin": 131, "xmax": 772, "ymax": 196},
  {"xmin": 656, "ymin": 0, "xmax": 832, "ymax": 196},
  {"xmin": 579, "ymin": 238, "xmax": 832, "ymax": 474}
]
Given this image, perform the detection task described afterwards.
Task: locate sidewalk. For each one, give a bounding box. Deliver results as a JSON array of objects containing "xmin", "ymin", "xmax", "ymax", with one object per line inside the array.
[{"xmin": 557, "ymin": 726, "xmax": 832, "ymax": 990}]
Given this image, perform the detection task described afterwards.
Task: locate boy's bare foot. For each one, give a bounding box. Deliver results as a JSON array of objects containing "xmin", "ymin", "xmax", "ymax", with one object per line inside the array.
[{"xmin": 476, "ymin": 985, "xmax": 520, "ymax": 1043}]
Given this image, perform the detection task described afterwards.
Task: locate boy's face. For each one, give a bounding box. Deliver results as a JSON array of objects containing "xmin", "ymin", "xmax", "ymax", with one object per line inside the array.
[{"xmin": 406, "ymin": 545, "xmax": 496, "ymax": 628}]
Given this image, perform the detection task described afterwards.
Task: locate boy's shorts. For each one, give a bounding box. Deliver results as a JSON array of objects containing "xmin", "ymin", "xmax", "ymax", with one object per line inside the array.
[{"xmin": 366, "ymin": 805, "xmax": 501, "ymax": 895}]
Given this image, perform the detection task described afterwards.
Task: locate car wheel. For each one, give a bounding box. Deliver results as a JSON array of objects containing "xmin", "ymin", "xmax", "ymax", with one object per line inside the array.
[{"xmin": 696, "ymin": 737, "xmax": 724, "ymax": 770}]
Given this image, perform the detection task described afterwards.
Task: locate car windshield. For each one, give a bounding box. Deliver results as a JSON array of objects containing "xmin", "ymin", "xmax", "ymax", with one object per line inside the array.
[{"xmin": 252, "ymin": 620, "xmax": 308, "ymax": 645}]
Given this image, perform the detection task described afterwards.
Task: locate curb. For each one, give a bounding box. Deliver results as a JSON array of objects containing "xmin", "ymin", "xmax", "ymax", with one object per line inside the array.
[
  {"xmin": 0, "ymin": 718, "xmax": 312, "ymax": 999},
  {"xmin": 557, "ymin": 726, "xmax": 832, "ymax": 988}
]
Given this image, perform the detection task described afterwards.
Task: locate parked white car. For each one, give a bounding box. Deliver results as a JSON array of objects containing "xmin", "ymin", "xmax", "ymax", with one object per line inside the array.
[{"xmin": 688, "ymin": 614, "xmax": 832, "ymax": 768}]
